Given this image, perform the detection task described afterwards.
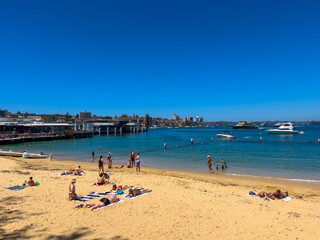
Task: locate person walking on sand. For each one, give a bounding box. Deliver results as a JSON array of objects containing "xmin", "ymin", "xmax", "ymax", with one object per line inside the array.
[
  {"xmin": 98, "ymin": 155, "xmax": 104, "ymax": 173},
  {"xmin": 136, "ymin": 153, "xmax": 141, "ymax": 172},
  {"xmin": 207, "ymin": 155, "xmax": 214, "ymax": 174},
  {"xmin": 92, "ymin": 150, "xmax": 95, "ymax": 162},
  {"xmin": 69, "ymin": 179, "xmax": 81, "ymax": 200}
]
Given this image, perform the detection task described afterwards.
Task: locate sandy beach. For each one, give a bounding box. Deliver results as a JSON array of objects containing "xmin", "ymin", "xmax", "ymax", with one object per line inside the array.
[{"xmin": 0, "ymin": 156, "xmax": 320, "ymax": 240}]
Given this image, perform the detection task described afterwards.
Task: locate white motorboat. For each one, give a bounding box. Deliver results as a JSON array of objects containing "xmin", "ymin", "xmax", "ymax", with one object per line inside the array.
[
  {"xmin": 0, "ymin": 150, "xmax": 23, "ymax": 157},
  {"xmin": 266, "ymin": 122, "xmax": 303, "ymax": 134},
  {"xmin": 217, "ymin": 131, "xmax": 236, "ymax": 139}
]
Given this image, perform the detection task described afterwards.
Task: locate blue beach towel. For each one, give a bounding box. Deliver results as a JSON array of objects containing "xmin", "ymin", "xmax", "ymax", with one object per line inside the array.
[{"xmin": 4, "ymin": 185, "xmax": 25, "ymax": 191}]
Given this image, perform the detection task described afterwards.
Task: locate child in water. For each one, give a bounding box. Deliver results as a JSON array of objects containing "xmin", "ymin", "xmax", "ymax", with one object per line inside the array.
[{"xmin": 216, "ymin": 161, "xmax": 219, "ymax": 171}]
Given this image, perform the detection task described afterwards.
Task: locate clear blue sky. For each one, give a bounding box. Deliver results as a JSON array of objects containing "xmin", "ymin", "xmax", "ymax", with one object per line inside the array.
[{"xmin": 1, "ymin": 0, "xmax": 319, "ymax": 121}]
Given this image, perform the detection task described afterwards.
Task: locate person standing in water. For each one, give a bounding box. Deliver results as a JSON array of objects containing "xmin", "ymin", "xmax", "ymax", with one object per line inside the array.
[
  {"xmin": 136, "ymin": 153, "xmax": 141, "ymax": 172},
  {"xmin": 221, "ymin": 158, "xmax": 225, "ymax": 170},
  {"xmin": 92, "ymin": 150, "xmax": 95, "ymax": 162},
  {"xmin": 207, "ymin": 155, "xmax": 214, "ymax": 174},
  {"xmin": 216, "ymin": 161, "xmax": 219, "ymax": 171}
]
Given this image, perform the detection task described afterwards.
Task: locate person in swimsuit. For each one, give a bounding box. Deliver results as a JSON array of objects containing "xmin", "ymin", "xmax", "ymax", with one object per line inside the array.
[
  {"xmin": 215, "ymin": 161, "xmax": 219, "ymax": 171},
  {"xmin": 136, "ymin": 153, "xmax": 140, "ymax": 172},
  {"xmin": 28, "ymin": 177, "xmax": 36, "ymax": 186},
  {"xmin": 85, "ymin": 194, "xmax": 119, "ymax": 211},
  {"xmin": 207, "ymin": 156, "xmax": 214, "ymax": 174},
  {"xmin": 75, "ymin": 166, "xmax": 85, "ymax": 175},
  {"xmin": 92, "ymin": 150, "xmax": 95, "ymax": 162},
  {"xmin": 129, "ymin": 151, "xmax": 134, "ymax": 167},
  {"xmin": 61, "ymin": 169, "xmax": 74, "ymax": 175},
  {"xmin": 107, "ymin": 152, "xmax": 112, "ymax": 169},
  {"xmin": 97, "ymin": 173, "xmax": 105, "ymax": 185},
  {"xmin": 132, "ymin": 152, "xmax": 136, "ymax": 167},
  {"xmin": 69, "ymin": 179, "xmax": 81, "ymax": 200},
  {"xmin": 221, "ymin": 158, "xmax": 225, "ymax": 170},
  {"xmin": 98, "ymin": 156, "xmax": 104, "ymax": 173},
  {"xmin": 128, "ymin": 188, "xmax": 152, "ymax": 197}
]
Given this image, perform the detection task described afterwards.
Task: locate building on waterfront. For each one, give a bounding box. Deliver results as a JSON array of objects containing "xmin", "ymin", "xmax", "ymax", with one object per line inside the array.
[
  {"xmin": 193, "ymin": 116, "xmax": 203, "ymax": 123},
  {"xmin": 171, "ymin": 114, "xmax": 180, "ymax": 121},
  {"xmin": 0, "ymin": 109, "xmax": 8, "ymax": 118},
  {"xmin": 79, "ymin": 111, "xmax": 91, "ymax": 119},
  {"xmin": 185, "ymin": 116, "xmax": 193, "ymax": 122}
]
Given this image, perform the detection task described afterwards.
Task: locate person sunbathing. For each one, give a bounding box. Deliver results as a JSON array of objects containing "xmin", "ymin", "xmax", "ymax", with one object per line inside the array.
[
  {"xmin": 270, "ymin": 190, "xmax": 288, "ymax": 200},
  {"xmin": 103, "ymin": 173, "xmax": 110, "ymax": 183},
  {"xmin": 61, "ymin": 169, "xmax": 74, "ymax": 175},
  {"xmin": 28, "ymin": 177, "xmax": 36, "ymax": 187},
  {"xmin": 69, "ymin": 179, "xmax": 81, "ymax": 200},
  {"xmin": 97, "ymin": 173, "xmax": 105, "ymax": 185},
  {"xmin": 85, "ymin": 194, "xmax": 119, "ymax": 211},
  {"xmin": 128, "ymin": 188, "xmax": 152, "ymax": 197},
  {"xmin": 74, "ymin": 166, "xmax": 85, "ymax": 175}
]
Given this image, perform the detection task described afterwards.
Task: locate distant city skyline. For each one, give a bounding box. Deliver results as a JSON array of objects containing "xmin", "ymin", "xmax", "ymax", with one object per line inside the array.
[{"xmin": 1, "ymin": 1, "xmax": 320, "ymax": 121}]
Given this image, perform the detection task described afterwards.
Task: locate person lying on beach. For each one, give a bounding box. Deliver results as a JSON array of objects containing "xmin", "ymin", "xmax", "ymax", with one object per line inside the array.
[
  {"xmin": 85, "ymin": 194, "xmax": 119, "ymax": 211},
  {"xmin": 28, "ymin": 177, "xmax": 36, "ymax": 186},
  {"xmin": 128, "ymin": 188, "xmax": 152, "ymax": 197},
  {"xmin": 270, "ymin": 190, "xmax": 289, "ymax": 200},
  {"xmin": 109, "ymin": 184, "xmax": 132, "ymax": 194},
  {"xmin": 61, "ymin": 169, "xmax": 74, "ymax": 175},
  {"xmin": 69, "ymin": 179, "xmax": 81, "ymax": 200},
  {"xmin": 255, "ymin": 190, "xmax": 288, "ymax": 200},
  {"xmin": 75, "ymin": 166, "xmax": 85, "ymax": 175}
]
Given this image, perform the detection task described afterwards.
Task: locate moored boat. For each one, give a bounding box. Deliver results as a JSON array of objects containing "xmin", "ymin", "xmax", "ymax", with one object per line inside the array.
[
  {"xmin": 217, "ymin": 131, "xmax": 236, "ymax": 139},
  {"xmin": 266, "ymin": 122, "xmax": 303, "ymax": 134},
  {"xmin": 233, "ymin": 121, "xmax": 258, "ymax": 129}
]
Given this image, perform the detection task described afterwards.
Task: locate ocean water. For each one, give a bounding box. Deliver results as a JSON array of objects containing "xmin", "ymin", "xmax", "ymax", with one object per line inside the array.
[{"xmin": 2, "ymin": 125, "xmax": 320, "ymax": 183}]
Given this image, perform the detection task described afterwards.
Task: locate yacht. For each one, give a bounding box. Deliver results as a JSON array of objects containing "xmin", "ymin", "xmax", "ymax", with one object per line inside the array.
[
  {"xmin": 217, "ymin": 131, "xmax": 236, "ymax": 139},
  {"xmin": 266, "ymin": 122, "xmax": 304, "ymax": 134}
]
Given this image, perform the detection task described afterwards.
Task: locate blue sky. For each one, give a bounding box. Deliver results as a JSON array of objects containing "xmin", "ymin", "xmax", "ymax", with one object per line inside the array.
[{"xmin": 1, "ymin": 0, "xmax": 319, "ymax": 121}]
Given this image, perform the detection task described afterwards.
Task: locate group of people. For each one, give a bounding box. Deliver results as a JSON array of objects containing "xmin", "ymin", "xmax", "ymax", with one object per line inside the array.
[
  {"xmin": 61, "ymin": 166, "xmax": 85, "ymax": 176},
  {"xmin": 127, "ymin": 151, "xmax": 141, "ymax": 172},
  {"xmin": 207, "ymin": 156, "xmax": 228, "ymax": 174},
  {"xmin": 97, "ymin": 152, "xmax": 113, "ymax": 173},
  {"xmin": 254, "ymin": 190, "xmax": 289, "ymax": 200}
]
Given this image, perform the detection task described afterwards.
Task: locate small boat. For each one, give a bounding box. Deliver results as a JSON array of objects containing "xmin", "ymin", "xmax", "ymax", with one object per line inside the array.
[
  {"xmin": 266, "ymin": 122, "xmax": 303, "ymax": 134},
  {"xmin": 24, "ymin": 153, "xmax": 48, "ymax": 159},
  {"xmin": 217, "ymin": 131, "xmax": 236, "ymax": 139},
  {"xmin": 0, "ymin": 151, "xmax": 23, "ymax": 157}
]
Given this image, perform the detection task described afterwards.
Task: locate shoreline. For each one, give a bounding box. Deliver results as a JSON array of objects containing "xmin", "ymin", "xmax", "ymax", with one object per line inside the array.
[
  {"xmin": 51, "ymin": 155, "xmax": 320, "ymax": 187},
  {"xmin": 1, "ymin": 155, "xmax": 320, "ymax": 239}
]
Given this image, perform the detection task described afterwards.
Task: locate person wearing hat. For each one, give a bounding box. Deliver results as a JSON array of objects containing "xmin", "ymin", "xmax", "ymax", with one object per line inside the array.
[
  {"xmin": 207, "ymin": 155, "xmax": 214, "ymax": 174},
  {"xmin": 69, "ymin": 179, "xmax": 81, "ymax": 200}
]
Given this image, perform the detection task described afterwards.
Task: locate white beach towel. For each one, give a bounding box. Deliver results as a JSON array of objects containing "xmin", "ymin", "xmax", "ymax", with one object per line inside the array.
[
  {"xmin": 94, "ymin": 199, "xmax": 124, "ymax": 210},
  {"xmin": 124, "ymin": 192, "xmax": 152, "ymax": 199}
]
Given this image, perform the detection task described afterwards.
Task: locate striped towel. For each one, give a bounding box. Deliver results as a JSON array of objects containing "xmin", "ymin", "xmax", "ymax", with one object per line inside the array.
[
  {"xmin": 4, "ymin": 185, "xmax": 25, "ymax": 191},
  {"xmin": 74, "ymin": 191, "xmax": 110, "ymax": 202}
]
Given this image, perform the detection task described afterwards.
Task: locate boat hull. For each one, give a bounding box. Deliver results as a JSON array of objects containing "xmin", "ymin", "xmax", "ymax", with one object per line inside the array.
[{"xmin": 266, "ymin": 130, "xmax": 299, "ymax": 134}]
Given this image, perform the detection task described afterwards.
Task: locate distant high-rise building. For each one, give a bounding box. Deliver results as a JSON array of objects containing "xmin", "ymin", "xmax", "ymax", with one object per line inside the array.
[
  {"xmin": 185, "ymin": 116, "xmax": 193, "ymax": 122},
  {"xmin": 79, "ymin": 111, "xmax": 91, "ymax": 119},
  {"xmin": 171, "ymin": 114, "xmax": 180, "ymax": 121},
  {"xmin": 0, "ymin": 109, "xmax": 8, "ymax": 117},
  {"xmin": 193, "ymin": 116, "xmax": 203, "ymax": 122}
]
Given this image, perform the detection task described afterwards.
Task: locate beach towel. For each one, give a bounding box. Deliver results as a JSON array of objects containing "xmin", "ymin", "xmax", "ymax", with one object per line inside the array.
[
  {"xmin": 4, "ymin": 185, "xmax": 25, "ymax": 191},
  {"xmin": 91, "ymin": 182, "xmax": 113, "ymax": 186},
  {"xmin": 94, "ymin": 199, "xmax": 124, "ymax": 210},
  {"xmin": 124, "ymin": 192, "xmax": 152, "ymax": 199},
  {"xmin": 74, "ymin": 191, "xmax": 110, "ymax": 202},
  {"xmin": 247, "ymin": 193, "xmax": 292, "ymax": 202}
]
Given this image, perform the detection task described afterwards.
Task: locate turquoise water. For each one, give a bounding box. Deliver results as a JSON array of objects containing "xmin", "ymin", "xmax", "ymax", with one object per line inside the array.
[{"xmin": 2, "ymin": 125, "xmax": 320, "ymax": 183}]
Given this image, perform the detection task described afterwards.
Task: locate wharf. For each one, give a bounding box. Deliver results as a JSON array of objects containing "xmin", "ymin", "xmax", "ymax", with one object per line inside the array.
[{"xmin": 0, "ymin": 132, "xmax": 93, "ymax": 145}]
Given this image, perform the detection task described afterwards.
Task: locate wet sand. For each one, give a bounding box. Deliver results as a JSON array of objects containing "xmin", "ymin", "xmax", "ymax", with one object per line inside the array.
[{"xmin": 0, "ymin": 156, "xmax": 320, "ymax": 239}]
